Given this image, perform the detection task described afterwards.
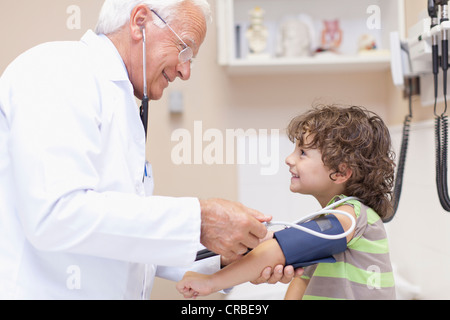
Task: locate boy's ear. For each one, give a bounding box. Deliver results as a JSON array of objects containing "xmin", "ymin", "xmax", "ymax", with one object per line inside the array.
[{"xmin": 331, "ymin": 164, "xmax": 352, "ymax": 184}]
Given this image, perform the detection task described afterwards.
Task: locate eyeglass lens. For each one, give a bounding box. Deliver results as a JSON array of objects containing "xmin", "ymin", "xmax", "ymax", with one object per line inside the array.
[
  {"xmin": 150, "ymin": 9, "xmax": 193, "ymax": 64},
  {"xmin": 179, "ymin": 47, "xmax": 193, "ymax": 64}
]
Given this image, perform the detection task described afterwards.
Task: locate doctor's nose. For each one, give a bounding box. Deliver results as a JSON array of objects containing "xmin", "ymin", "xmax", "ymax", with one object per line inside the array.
[{"xmin": 176, "ymin": 61, "xmax": 191, "ymax": 80}]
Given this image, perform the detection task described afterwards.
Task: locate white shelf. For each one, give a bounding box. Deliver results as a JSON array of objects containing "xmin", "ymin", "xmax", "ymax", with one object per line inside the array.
[
  {"xmin": 216, "ymin": 0, "xmax": 405, "ymax": 74},
  {"xmin": 226, "ymin": 52, "xmax": 391, "ymax": 75}
]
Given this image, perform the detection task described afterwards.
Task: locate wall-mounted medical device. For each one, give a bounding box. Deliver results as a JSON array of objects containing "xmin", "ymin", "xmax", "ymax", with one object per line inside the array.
[
  {"xmin": 391, "ymin": 0, "xmax": 449, "ymax": 106},
  {"xmin": 391, "ymin": 0, "xmax": 450, "ymax": 213}
]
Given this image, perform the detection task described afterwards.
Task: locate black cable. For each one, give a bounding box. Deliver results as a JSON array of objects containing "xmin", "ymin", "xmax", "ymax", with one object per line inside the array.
[
  {"xmin": 440, "ymin": 115, "xmax": 450, "ymax": 209},
  {"xmin": 435, "ymin": 84, "xmax": 450, "ymax": 211},
  {"xmin": 434, "ymin": 0, "xmax": 450, "ymax": 212},
  {"xmin": 384, "ymin": 78, "xmax": 413, "ymax": 223},
  {"xmin": 196, "ymin": 249, "xmax": 218, "ymax": 261}
]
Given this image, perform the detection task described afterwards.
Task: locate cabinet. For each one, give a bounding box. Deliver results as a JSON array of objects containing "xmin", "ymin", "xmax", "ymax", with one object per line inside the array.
[{"xmin": 216, "ymin": 0, "xmax": 405, "ymax": 74}]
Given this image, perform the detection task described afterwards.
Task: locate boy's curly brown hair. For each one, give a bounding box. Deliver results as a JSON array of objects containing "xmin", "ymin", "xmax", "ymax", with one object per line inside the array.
[{"xmin": 287, "ymin": 104, "xmax": 396, "ymax": 220}]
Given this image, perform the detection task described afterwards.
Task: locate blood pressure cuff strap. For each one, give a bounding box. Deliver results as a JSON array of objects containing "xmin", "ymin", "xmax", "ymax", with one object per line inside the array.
[{"xmin": 273, "ymin": 214, "xmax": 347, "ymax": 268}]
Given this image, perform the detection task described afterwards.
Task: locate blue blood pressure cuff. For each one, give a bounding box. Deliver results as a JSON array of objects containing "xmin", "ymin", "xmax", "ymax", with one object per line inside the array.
[{"xmin": 273, "ymin": 214, "xmax": 347, "ymax": 268}]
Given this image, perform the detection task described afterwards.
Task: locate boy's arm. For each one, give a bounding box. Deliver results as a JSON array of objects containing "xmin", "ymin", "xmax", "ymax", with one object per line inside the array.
[
  {"xmin": 177, "ymin": 206, "xmax": 356, "ymax": 298},
  {"xmin": 284, "ymin": 277, "xmax": 309, "ymax": 300},
  {"xmin": 332, "ymin": 204, "xmax": 357, "ymax": 243},
  {"xmin": 177, "ymin": 239, "xmax": 285, "ymax": 298}
]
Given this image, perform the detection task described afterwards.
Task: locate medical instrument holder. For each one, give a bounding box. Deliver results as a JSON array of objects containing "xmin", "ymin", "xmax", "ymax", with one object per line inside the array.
[
  {"xmin": 426, "ymin": 0, "xmax": 450, "ymax": 212},
  {"xmin": 387, "ymin": 1, "xmax": 450, "ymax": 217}
]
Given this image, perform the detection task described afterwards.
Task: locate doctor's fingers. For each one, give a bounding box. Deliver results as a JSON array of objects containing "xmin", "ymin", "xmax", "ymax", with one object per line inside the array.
[
  {"xmin": 232, "ymin": 208, "xmax": 269, "ymax": 241},
  {"xmin": 268, "ymin": 265, "xmax": 295, "ymax": 284},
  {"xmin": 199, "ymin": 198, "xmax": 268, "ymax": 240},
  {"xmin": 224, "ymin": 216, "xmax": 267, "ymax": 250},
  {"xmin": 243, "ymin": 205, "xmax": 272, "ymax": 224},
  {"xmin": 251, "ymin": 265, "xmax": 300, "ymax": 285},
  {"xmin": 217, "ymin": 235, "xmax": 255, "ymax": 257},
  {"xmin": 240, "ymin": 231, "xmax": 263, "ymax": 251}
]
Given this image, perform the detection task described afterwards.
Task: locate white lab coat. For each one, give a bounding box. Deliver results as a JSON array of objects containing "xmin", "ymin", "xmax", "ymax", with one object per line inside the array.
[{"xmin": 0, "ymin": 30, "xmax": 221, "ymax": 299}]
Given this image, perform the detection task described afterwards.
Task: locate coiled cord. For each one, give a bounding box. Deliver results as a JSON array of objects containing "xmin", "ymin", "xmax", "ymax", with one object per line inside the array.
[
  {"xmin": 387, "ymin": 113, "xmax": 412, "ymax": 222},
  {"xmin": 433, "ymin": 30, "xmax": 450, "ymax": 211},
  {"xmin": 435, "ymin": 114, "xmax": 450, "ymax": 211},
  {"xmin": 384, "ymin": 79, "xmax": 413, "ymax": 223}
]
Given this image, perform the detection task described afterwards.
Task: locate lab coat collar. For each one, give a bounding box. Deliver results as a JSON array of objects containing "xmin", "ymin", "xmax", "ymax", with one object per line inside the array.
[
  {"xmin": 80, "ymin": 29, "xmax": 145, "ymax": 153},
  {"xmin": 81, "ymin": 30, "xmax": 130, "ymax": 83}
]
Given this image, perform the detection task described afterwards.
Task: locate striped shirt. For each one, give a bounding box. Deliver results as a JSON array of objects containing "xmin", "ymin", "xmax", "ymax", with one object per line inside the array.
[{"xmin": 301, "ymin": 196, "xmax": 396, "ymax": 300}]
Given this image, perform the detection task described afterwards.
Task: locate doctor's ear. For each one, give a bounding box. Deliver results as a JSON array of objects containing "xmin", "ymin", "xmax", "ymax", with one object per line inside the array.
[{"xmin": 130, "ymin": 4, "xmax": 152, "ymax": 40}]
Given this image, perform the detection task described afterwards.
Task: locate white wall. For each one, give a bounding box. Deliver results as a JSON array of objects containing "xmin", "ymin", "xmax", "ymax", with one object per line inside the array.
[{"xmin": 387, "ymin": 120, "xmax": 450, "ymax": 300}]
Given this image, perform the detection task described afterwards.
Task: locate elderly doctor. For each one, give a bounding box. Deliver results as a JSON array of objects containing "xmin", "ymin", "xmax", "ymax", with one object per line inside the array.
[{"xmin": 0, "ymin": 0, "xmax": 298, "ymax": 299}]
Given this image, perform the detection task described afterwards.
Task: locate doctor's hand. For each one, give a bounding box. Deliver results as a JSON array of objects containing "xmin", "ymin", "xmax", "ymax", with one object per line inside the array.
[
  {"xmin": 199, "ymin": 198, "xmax": 271, "ymax": 261},
  {"xmin": 251, "ymin": 265, "xmax": 304, "ymax": 285}
]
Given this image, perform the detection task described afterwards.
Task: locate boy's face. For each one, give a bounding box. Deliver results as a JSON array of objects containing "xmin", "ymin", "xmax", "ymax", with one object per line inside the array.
[{"xmin": 285, "ymin": 134, "xmax": 335, "ymax": 198}]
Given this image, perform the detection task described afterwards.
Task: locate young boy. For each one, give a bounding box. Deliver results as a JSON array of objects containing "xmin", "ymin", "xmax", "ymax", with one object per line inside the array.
[{"xmin": 177, "ymin": 105, "xmax": 396, "ymax": 300}]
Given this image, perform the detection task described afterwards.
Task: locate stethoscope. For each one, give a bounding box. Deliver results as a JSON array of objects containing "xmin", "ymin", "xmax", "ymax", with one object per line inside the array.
[
  {"xmin": 140, "ymin": 27, "xmax": 149, "ymax": 138},
  {"xmin": 196, "ymin": 196, "xmax": 357, "ymax": 261}
]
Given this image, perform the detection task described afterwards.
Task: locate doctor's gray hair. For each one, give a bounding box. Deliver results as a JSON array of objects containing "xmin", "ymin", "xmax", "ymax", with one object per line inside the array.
[{"xmin": 95, "ymin": 0, "xmax": 211, "ymax": 35}]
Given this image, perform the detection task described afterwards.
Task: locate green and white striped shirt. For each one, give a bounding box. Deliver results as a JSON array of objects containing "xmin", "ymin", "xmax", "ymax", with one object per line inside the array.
[{"xmin": 301, "ymin": 196, "xmax": 396, "ymax": 300}]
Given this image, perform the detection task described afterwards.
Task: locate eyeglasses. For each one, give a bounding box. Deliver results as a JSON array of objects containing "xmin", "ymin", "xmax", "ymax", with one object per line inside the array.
[{"xmin": 150, "ymin": 9, "xmax": 194, "ymax": 64}]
